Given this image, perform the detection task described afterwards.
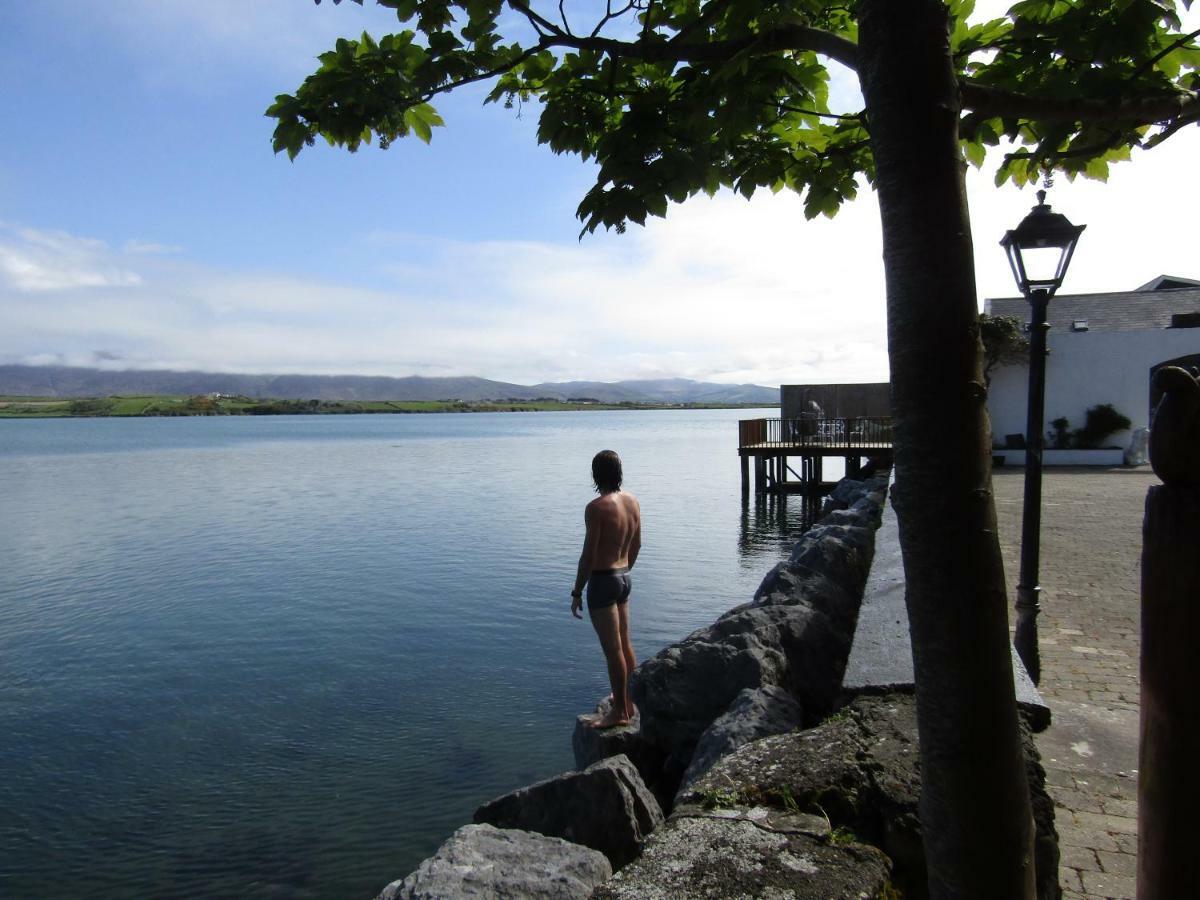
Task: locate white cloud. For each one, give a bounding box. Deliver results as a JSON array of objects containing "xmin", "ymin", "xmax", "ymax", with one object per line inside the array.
[
  {"xmin": 0, "ymin": 198, "xmax": 892, "ymax": 385},
  {"xmin": 0, "ymin": 226, "xmax": 143, "ymax": 292},
  {"xmin": 4, "ymin": 97, "xmax": 1198, "ymax": 392}
]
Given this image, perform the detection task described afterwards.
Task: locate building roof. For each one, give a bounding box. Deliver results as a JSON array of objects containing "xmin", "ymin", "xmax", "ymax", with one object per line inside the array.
[{"xmin": 985, "ymin": 276, "xmax": 1200, "ymax": 331}]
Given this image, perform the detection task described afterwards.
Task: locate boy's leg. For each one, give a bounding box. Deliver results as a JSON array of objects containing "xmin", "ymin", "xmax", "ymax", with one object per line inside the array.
[
  {"xmin": 616, "ymin": 599, "xmax": 636, "ymax": 715},
  {"xmin": 589, "ymin": 602, "xmax": 631, "ymax": 727}
]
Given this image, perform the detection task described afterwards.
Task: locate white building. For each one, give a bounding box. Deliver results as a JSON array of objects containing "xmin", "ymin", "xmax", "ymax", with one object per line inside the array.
[{"xmin": 985, "ymin": 275, "xmax": 1200, "ymax": 463}]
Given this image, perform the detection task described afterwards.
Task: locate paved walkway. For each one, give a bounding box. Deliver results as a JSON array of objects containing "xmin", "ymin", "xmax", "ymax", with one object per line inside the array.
[{"xmin": 992, "ymin": 466, "xmax": 1154, "ymax": 900}]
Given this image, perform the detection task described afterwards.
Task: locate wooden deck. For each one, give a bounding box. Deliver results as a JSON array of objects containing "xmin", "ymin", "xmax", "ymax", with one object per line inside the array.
[{"xmin": 738, "ymin": 417, "xmax": 893, "ymax": 495}]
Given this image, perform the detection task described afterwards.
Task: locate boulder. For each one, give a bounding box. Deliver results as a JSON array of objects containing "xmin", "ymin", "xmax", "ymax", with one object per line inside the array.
[
  {"xmin": 676, "ymin": 694, "xmax": 1060, "ymax": 900},
  {"xmin": 630, "ymin": 603, "xmax": 842, "ymax": 770},
  {"xmin": 678, "ymin": 685, "xmax": 804, "ymax": 796},
  {"xmin": 821, "ymin": 477, "xmax": 871, "ymax": 514},
  {"xmin": 818, "ymin": 506, "xmax": 876, "ymax": 529},
  {"xmin": 572, "ymin": 698, "xmax": 673, "ymax": 808},
  {"xmin": 376, "ymin": 823, "xmax": 611, "ymax": 900},
  {"xmin": 787, "ymin": 523, "xmax": 876, "ymax": 597},
  {"xmin": 590, "ymin": 811, "xmax": 892, "ymax": 899},
  {"xmin": 748, "ymin": 561, "xmax": 858, "ymax": 633},
  {"xmin": 474, "ymin": 755, "xmax": 664, "ymax": 870}
]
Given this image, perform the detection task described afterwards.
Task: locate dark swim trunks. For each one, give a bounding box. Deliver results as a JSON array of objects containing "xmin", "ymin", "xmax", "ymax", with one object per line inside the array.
[{"xmin": 586, "ymin": 567, "xmax": 632, "ymax": 610}]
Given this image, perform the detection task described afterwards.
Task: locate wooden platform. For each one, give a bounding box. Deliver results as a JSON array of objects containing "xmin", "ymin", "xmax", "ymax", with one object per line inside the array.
[{"xmin": 738, "ymin": 417, "xmax": 893, "ymax": 496}]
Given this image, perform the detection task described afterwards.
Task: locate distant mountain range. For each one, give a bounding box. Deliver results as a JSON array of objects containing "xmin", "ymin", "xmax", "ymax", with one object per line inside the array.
[{"xmin": 0, "ymin": 365, "xmax": 779, "ymax": 405}]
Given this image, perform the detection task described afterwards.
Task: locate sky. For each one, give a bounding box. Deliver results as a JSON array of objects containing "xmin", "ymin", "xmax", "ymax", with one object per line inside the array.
[{"xmin": 1, "ymin": 1, "xmax": 1197, "ymax": 388}]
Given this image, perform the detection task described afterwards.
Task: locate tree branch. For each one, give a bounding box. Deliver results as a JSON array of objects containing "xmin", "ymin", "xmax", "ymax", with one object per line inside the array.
[
  {"xmin": 1002, "ymin": 129, "xmax": 1125, "ymax": 163},
  {"xmin": 1142, "ymin": 104, "xmax": 1200, "ymax": 149},
  {"xmin": 961, "ymin": 80, "xmax": 1200, "ymax": 128},
  {"xmin": 775, "ymin": 102, "xmax": 863, "ymax": 121},
  {"xmin": 547, "ymin": 23, "xmax": 860, "ymax": 70},
  {"xmin": 506, "ymin": 1, "xmax": 566, "ymax": 39},
  {"xmin": 418, "ymin": 40, "xmax": 554, "ymax": 105},
  {"xmin": 1130, "ymin": 28, "xmax": 1200, "ymax": 81},
  {"xmin": 590, "ymin": 1, "xmax": 637, "ymax": 39}
]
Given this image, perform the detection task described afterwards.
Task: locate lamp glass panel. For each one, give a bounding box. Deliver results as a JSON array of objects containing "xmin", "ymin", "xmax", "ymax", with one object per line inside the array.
[{"xmin": 1018, "ymin": 245, "xmax": 1065, "ymax": 286}]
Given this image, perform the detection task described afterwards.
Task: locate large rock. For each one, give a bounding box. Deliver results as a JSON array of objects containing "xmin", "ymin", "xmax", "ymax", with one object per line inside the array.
[
  {"xmin": 590, "ymin": 811, "xmax": 892, "ymax": 899},
  {"xmin": 821, "ymin": 477, "xmax": 872, "ymax": 514},
  {"xmin": 676, "ymin": 694, "xmax": 1060, "ymax": 900},
  {"xmin": 679, "ymin": 696, "xmax": 924, "ymax": 893},
  {"xmin": 376, "ymin": 823, "xmax": 611, "ymax": 900},
  {"xmin": 572, "ymin": 698, "xmax": 673, "ymax": 808},
  {"xmin": 819, "ymin": 505, "xmax": 877, "ymax": 530},
  {"xmin": 748, "ymin": 560, "xmax": 859, "ymax": 634},
  {"xmin": 820, "ymin": 474, "xmax": 887, "ymax": 513},
  {"xmin": 474, "ymin": 755, "xmax": 664, "ymax": 870},
  {"xmin": 678, "ymin": 685, "xmax": 804, "ymax": 796},
  {"xmin": 787, "ymin": 522, "xmax": 876, "ymax": 597},
  {"xmin": 630, "ymin": 603, "xmax": 842, "ymax": 770}
]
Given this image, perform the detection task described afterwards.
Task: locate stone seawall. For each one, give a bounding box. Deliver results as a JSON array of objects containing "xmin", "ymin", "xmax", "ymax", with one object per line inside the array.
[{"xmin": 374, "ymin": 472, "xmax": 1060, "ymax": 899}]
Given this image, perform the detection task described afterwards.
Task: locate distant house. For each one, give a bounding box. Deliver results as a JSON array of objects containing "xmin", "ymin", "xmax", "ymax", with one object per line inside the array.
[
  {"xmin": 780, "ymin": 383, "xmax": 890, "ymax": 420},
  {"xmin": 985, "ymin": 275, "xmax": 1200, "ymax": 457}
]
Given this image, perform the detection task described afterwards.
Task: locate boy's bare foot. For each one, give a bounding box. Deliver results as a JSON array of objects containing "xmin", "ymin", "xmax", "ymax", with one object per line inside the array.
[
  {"xmin": 589, "ymin": 707, "xmax": 630, "ymax": 729},
  {"xmin": 588, "ymin": 702, "xmax": 637, "ymax": 729}
]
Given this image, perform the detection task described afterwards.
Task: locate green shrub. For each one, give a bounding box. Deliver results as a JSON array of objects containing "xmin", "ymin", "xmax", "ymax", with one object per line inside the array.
[
  {"xmin": 1047, "ymin": 417, "xmax": 1072, "ymax": 450},
  {"xmin": 67, "ymin": 398, "xmax": 115, "ymax": 416},
  {"xmin": 1073, "ymin": 404, "xmax": 1132, "ymax": 449}
]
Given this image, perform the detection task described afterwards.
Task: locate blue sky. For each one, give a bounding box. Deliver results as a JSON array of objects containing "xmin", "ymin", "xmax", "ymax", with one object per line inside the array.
[{"xmin": 2, "ymin": 1, "xmax": 1197, "ymax": 387}]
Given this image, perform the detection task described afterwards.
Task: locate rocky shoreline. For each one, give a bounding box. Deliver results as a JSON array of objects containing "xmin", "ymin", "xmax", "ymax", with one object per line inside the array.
[{"xmin": 375, "ymin": 473, "xmax": 1059, "ymax": 899}]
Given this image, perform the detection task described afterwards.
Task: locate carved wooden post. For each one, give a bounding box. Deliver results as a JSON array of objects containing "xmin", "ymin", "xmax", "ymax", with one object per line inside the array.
[{"xmin": 1139, "ymin": 365, "xmax": 1200, "ymax": 899}]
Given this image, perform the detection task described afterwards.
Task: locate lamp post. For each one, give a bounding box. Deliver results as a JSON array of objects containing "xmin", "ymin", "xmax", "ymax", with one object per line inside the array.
[{"xmin": 1000, "ymin": 189, "xmax": 1086, "ymax": 685}]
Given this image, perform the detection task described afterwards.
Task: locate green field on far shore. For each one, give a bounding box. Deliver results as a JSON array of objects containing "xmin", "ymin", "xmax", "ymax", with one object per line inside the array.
[{"xmin": 0, "ymin": 394, "xmax": 776, "ymax": 418}]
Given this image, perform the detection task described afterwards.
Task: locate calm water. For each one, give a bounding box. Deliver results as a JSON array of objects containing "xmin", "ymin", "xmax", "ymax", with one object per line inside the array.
[{"xmin": 0, "ymin": 409, "xmax": 825, "ymax": 898}]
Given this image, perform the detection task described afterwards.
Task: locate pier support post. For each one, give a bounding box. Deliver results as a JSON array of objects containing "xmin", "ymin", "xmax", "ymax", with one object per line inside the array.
[{"xmin": 740, "ymin": 455, "xmax": 749, "ymax": 497}]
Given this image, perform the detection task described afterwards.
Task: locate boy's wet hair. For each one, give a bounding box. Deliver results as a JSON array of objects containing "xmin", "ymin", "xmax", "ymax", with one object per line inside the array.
[{"xmin": 592, "ymin": 450, "xmax": 623, "ymax": 494}]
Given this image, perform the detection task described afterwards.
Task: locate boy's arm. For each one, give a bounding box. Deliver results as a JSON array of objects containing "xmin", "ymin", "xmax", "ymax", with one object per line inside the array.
[
  {"xmin": 571, "ymin": 504, "xmax": 598, "ymax": 618},
  {"xmin": 628, "ymin": 509, "xmax": 641, "ymax": 570}
]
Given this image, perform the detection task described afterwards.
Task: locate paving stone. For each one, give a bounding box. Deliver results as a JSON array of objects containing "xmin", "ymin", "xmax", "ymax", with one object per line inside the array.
[
  {"xmin": 1100, "ymin": 797, "xmax": 1137, "ymax": 818},
  {"xmin": 1096, "ymin": 849, "xmax": 1136, "ymax": 877},
  {"xmin": 1080, "ymin": 869, "xmax": 1136, "ymax": 900},
  {"xmin": 1072, "ymin": 810, "xmax": 1138, "ymax": 836},
  {"xmin": 992, "ymin": 469, "xmax": 1150, "ymax": 900},
  {"xmin": 1060, "ymin": 845, "xmax": 1100, "ymax": 873},
  {"xmin": 1048, "ymin": 787, "xmax": 1105, "ymax": 814},
  {"xmin": 1058, "ymin": 825, "xmax": 1120, "ymax": 854},
  {"xmin": 1060, "ymin": 867, "xmax": 1084, "ymax": 894}
]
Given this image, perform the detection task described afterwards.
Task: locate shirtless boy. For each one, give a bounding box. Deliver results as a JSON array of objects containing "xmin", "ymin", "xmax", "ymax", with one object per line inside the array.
[{"xmin": 571, "ymin": 450, "xmax": 642, "ymax": 729}]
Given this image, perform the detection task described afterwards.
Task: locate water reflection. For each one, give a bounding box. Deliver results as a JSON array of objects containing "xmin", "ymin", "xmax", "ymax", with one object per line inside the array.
[{"xmin": 737, "ymin": 490, "xmax": 823, "ymax": 563}]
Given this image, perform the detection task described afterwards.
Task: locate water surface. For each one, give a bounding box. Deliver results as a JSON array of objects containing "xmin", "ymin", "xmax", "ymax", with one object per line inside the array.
[{"xmin": 0, "ymin": 409, "xmax": 818, "ymax": 898}]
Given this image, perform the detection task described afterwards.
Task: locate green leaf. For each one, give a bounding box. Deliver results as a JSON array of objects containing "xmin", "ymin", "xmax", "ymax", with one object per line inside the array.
[{"xmin": 962, "ymin": 140, "xmax": 987, "ymax": 168}]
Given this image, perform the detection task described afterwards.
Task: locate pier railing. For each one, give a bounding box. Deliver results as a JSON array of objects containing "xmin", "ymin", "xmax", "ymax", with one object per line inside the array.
[{"xmin": 738, "ymin": 416, "xmax": 893, "ymax": 449}]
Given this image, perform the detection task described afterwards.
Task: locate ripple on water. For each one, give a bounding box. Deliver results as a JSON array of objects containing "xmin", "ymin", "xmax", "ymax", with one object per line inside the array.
[{"xmin": 0, "ymin": 409, "xmax": 805, "ymax": 896}]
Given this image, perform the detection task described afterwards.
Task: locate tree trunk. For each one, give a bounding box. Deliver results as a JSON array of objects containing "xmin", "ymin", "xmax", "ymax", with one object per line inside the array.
[{"xmin": 856, "ymin": 2, "xmax": 1036, "ymax": 897}]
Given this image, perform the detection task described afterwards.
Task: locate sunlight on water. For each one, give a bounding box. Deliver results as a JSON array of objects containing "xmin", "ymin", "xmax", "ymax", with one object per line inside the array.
[{"xmin": 0, "ymin": 410, "xmax": 818, "ymax": 897}]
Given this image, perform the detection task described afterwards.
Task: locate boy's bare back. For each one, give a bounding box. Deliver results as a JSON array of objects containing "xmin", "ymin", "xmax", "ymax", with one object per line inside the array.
[{"xmin": 585, "ymin": 491, "xmax": 641, "ymax": 571}]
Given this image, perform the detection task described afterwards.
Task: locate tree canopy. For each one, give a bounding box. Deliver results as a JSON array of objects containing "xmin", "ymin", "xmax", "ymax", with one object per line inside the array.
[{"xmin": 270, "ymin": 0, "xmax": 1198, "ymax": 233}]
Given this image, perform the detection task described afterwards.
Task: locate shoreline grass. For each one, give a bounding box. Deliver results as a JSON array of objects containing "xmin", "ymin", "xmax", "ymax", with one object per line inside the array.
[{"xmin": 0, "ymin": 394, "xmax": 777, "ymax": 419}]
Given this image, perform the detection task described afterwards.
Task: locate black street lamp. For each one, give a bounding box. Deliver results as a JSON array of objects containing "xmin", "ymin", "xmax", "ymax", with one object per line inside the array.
[{"xmin": 1000, "ymin": 189, "xmax": 1086, "ymax": 685}]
